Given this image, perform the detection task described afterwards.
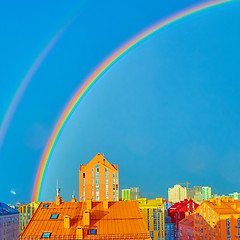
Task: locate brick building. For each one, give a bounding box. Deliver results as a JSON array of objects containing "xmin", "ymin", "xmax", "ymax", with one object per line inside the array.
[{"xmin": 79, "ymin": 153, "xmax": 119, "ymax": 201}]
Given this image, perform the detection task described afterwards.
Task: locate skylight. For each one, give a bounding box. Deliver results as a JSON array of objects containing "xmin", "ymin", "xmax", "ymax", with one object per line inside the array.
[
  {"xmin": 42, "ymin": 204, "xmax": 49, "ymax": 209},
  {"xmin": 89, "ymin": 229, "xmax": 97, "ymax": 235},
  {"xmin": 41, "ymin": 232, "xmax": 51, "ymax": 238},
  {"xmin": 50, "ymin": 214, "xmax": 59, "ymax": 219}
]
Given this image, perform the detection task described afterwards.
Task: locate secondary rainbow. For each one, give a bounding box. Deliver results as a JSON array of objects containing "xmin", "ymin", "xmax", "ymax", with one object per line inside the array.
[
  {"xmin": 32, "ymin": 0, "xmax": 233, "ymax": 201},
  {"xmin": 0, "ymin": 13, "xmax": 80, "ymax": 150}
]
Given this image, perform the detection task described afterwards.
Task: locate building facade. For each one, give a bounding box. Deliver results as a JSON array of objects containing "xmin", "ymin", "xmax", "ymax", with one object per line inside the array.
[
  {"xmin": 178, "ymin": 214, "xmax": 194, "ymax": 240},
  {"xmin": 0, "ymin": 202, "xmax": 19, "ymax": 240},
  {"xmin": 187, "ymin": 186, "xmax": 203, "ymax": 203},
  {"xmin": 202, "ymin": 186, "xmax": 211, "ymax": 200},
  {"xmin": 138, "ymin": 198, "xmax": 165, "ymax": 240},
  {"xmin": 194, "ymin": 197, "xmax": 240, "ymax": 240},
  {"xmin": 18, "ymin": 201, "xmax": 40, "ymax": 234},
  {"xmin": 168, "ymin": 185, "xmax": 187, "ymax": 203},
  {"xmin": 79, "ymin": 153, "xmax": 119, "ymax": 201},
  {"xmin": 229, "ymin": 192, "xmax": 240, "ymax": 200}
]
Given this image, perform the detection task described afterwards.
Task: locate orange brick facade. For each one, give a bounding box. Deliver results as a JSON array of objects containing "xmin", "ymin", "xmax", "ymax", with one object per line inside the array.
[
  {"xmin": 193, "ymin": 197, "xmax": 240, "ymax": 240},
  {"xmin": 79, "ymin": 153, "xmax": 119, "ymax": 201}
]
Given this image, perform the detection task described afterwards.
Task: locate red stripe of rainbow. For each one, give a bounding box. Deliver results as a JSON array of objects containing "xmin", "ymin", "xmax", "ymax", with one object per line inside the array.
[{"xmin": 32, "ymin": 0, "xmax": 232, "ymax": 201}]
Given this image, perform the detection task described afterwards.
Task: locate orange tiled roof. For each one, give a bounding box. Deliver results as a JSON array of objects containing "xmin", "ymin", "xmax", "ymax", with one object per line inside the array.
[
  {"xmin": 204, "ymin": 198, "xmax": 240, "ymax": 215},
  {"xmin": 20, "ymin": 200, "xmax": 150, "ymax": 239}
]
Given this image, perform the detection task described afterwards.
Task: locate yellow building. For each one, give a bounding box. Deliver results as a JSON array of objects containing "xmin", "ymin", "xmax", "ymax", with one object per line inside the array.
[
  {"xmin": 138, "ymin": 198, "xmax": 165, "ymax": 240},
  {"xmin": 122, "ymin": 189, "xmax": 131, "ymax": 200},
  {"xmin": 18, "ymin": 201, "xmax": 40, "ymax": 234},
  {"xmin": 168, "ymin": 184, "xmax": 187, "ymax": 203}
]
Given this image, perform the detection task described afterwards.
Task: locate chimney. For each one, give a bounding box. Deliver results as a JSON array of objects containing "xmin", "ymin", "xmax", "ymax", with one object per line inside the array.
[
  {"xmin": 87, "ymin": 199, "xmax": 92, "ymax": 210},
  {"xmin": 84, "ymin": 210, "xmax": 90, "ymax": 226},
  {"xmin": 232, "ymin": 203, "xmax": 237, "ymax": 210},
  {"xmin": 209, "ymin": 198, "xmax": 214, "ymax": 203},
  {"xmin": 215, "ymin": 199, "xmax": 221, "ymax": 206},
  {"xmin": 56, "ymin": 196, "xmax": 62, "ymax": 206},
  {"xmin": 72, "ymin": 194, "xmax": 77, "ymax": 202},
  {"xmin": 64, "ymin": 215, "xmax": 71, "ymax": 229},
  {"xmin": 103, "ymin": 199, "xmax": 109, "ymax": 210},
  {"xmin": 76, "ymin": 226, "xmax": 83, "ymax": 239}
]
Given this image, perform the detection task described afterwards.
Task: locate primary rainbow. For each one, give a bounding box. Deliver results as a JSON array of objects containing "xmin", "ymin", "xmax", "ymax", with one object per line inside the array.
[{"xmin": 32, "ymin": 0, "xmax": 233, "ymax": 201}]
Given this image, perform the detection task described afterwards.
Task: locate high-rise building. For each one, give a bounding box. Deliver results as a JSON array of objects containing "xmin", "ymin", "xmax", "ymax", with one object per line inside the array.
[
  {"xmin": 193, "ymin": 197, "xmax": 240, "ymax": 240},
  {"xmin": 79, "ymin": 153, "xmax": 119, "ymax": 201},
  {"xmin": 138, "ymin": 198, "xmax": 165, "ymax": 240},
  {"xmin": 122, "ymin": 187, "xmax": 141, "ymax": 200},
  {"xmin": 168, "ymin": 185, "xmax": 187, "ymax": 203},
  {"xmin": 122, "ymin": 189, "xmax": 131, "ymax": 200},
  {"xmin": 19, "ymin": 195, "xmax": 151, "ymax": 240},
  {"xmin": 0, "ymin": 202, "xmax": 19, "ymax": 240},
  {"xmin": 187, "ymin": 186, "xmax": 203, "ymax": 203},
  {"xmin": 202, "ymin": 186, "xmax": 211, "ymax": 200},
  {"xmin": 229, "ymin": 192, "xmax": 240, "ymax": 200}
]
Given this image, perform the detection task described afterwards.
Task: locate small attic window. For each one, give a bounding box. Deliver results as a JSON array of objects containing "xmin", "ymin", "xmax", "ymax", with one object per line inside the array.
[
  {"xmin": 41, "ymin": 232, "xmax": 51, "ymax": 238},
  {"xmin": 89, "ymin": 229, "xmax": 97, "ymax": 235},
  {"xmin": 50, "ymin": 214, "xmax": 59, "ymax": 219},
  {"xmin": 42, "ymin": 204, "xmax": 49, "ymax": 208}
]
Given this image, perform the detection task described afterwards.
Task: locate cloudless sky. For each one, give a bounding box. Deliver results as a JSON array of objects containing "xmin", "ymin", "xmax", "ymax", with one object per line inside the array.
[{"xmin": 0, "ymin": 0, "xmax": 240, "ymax": 203}]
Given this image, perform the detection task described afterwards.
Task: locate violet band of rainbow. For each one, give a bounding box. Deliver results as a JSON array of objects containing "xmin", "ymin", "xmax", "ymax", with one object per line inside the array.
[{"xmin": 32, "ymin": 0, "xmax": 233, "ymax": 201}]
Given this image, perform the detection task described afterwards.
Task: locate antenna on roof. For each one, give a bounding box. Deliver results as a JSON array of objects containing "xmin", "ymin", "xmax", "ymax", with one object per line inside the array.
[
  {"xmin": 72, "ymin": 190, "xmax": 75, "ymax": 199},
  {"xmin": 56, "ymin": 179, "xmax": 61, "ymax": 196}
]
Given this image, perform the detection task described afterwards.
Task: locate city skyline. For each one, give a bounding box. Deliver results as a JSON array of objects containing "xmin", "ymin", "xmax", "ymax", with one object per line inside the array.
[{"xmin": 1, "ymin": 0, "xmax": 240, "ymax": 204}]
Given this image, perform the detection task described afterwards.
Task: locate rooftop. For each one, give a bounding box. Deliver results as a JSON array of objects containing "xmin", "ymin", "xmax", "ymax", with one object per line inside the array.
[
  {"xmin": 20, "ymin": 200, "xmax": 150, "ymax": 239},
  {"xmin": 0, "ymin": 202, "xmax": 19, "ymax": 216}
]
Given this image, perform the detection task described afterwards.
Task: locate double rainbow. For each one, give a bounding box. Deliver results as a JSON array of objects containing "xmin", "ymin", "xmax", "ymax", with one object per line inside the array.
[{"xmin": 32, "ymin": 0, "xmax": 232, "ymax": 201}]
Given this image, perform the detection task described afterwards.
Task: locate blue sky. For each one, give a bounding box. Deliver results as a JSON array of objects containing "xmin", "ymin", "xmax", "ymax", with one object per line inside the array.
[{"xmin": 0, "ymin": 0, "xmax": 240, "ymax": 203}]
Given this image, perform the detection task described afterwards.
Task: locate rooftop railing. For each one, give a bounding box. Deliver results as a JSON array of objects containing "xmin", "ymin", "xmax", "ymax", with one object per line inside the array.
[{"xmin": 19, "ymin": 233, "xmax": 151, "ymax": 240}]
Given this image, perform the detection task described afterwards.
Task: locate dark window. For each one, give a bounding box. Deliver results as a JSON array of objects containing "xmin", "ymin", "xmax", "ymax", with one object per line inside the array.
[
  {"xmin": 42, "ymin": 204, "xmax": 49, "ymax": 209},
  {"xmin": 41, "ymin": 233, "xmax": 51, "ymax": 238},
  {"xmin": 50, "ymin": 214, "xmax": 59, "ymax": 219},
  {"xmin": 89, "ymin": 229, "xmax": 97, "ymax": 234},
  {"xmin": 83, "ymin": 173, "xmax": 85, "ymax": 178}
]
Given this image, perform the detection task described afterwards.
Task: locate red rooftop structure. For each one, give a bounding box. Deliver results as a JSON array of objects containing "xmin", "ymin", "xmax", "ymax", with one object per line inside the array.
[{"xmin": 168, "ymin": 199, "xmax": 199, "ymax": 239}]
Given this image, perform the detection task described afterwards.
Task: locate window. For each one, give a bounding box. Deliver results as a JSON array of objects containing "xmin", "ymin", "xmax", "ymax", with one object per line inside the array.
[
  {"xmin": 147, "ymin": 209, "xmax": 150, "ymax": 230},
  {"xmin": 96, "ymin": 165, "xmax": 99, "ymax": 201},
  {"xmin": 41, "ymin": 233, "xmax": 51, "ymax": 238},
  {"xmin": 153, "ymin": 209, "xmax": 157, "ymax": 231},
  {"xmin": 89, "ymin": 229, "xmax": 97, "ymax": 234},
  {"xmin": 92, "ymin": 168, "xmax": 94, "ymax": 200},
  {"xmin": 150, "ymin": 231, "xmax": 153, "ymax": 240},
  {"xmin": 42, "ymin": 204, "xmax": 49, "ymax": 209},
  {"xmin": 105, "ymin": 168, "xmax": 108, "ymax": 199},
  {"xmin": 50, "ymin": 214, "xmax": 59, "ymax": 219},
  {"xmin": 226, "ymin": 219, "xmax": 230, "ymax": 240}
]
